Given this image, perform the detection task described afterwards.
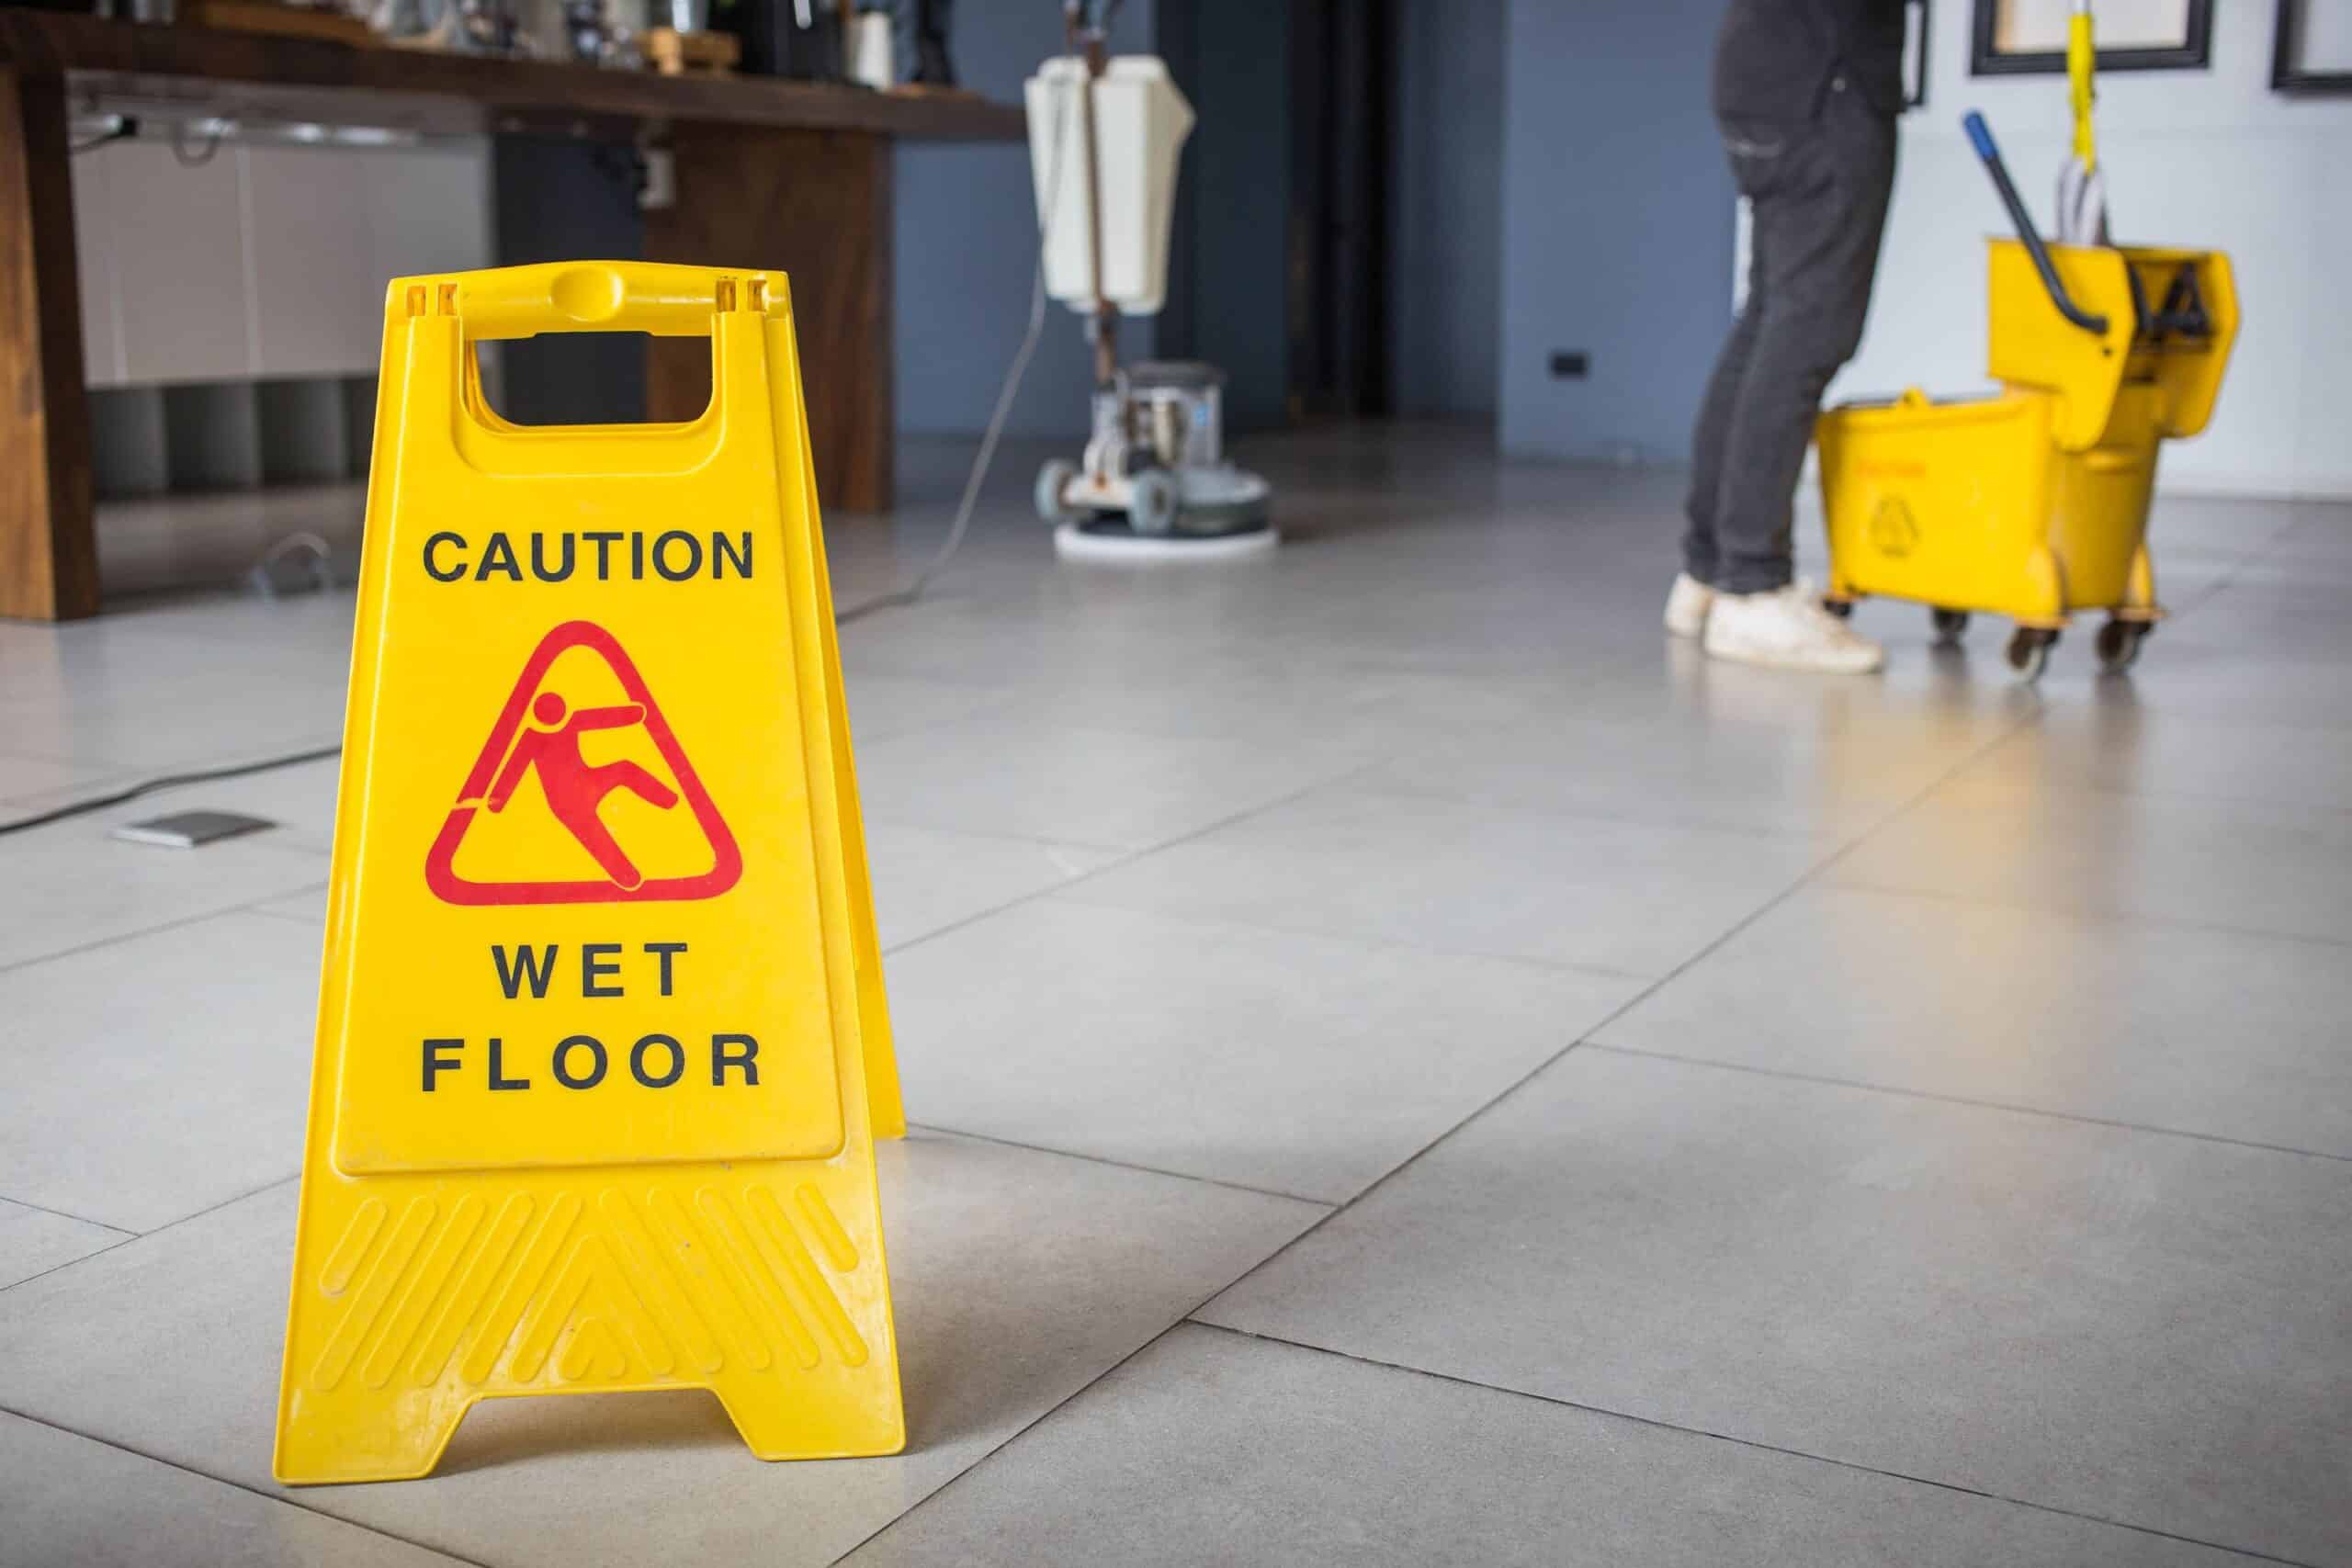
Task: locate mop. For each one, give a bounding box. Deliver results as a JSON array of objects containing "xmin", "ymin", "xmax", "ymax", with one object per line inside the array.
[{"xmin": 2053, "ymin": 0, "xmax": 2109, "ymax": 246}]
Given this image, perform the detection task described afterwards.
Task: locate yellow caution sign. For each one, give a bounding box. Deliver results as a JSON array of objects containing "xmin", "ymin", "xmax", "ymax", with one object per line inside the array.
[{"xmin": 274, "ymin": 263, "xmax": 904, "ymax": 1484}]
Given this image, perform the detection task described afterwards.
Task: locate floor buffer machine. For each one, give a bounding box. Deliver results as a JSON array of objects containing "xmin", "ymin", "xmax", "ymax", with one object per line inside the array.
[{"xmin": 1025, "ymin": 3, "xmax": 1275, "ymax": 560}]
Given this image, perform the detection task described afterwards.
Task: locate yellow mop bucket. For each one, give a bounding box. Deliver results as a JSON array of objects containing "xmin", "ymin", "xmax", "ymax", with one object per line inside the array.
[{"xmin": 1817, "ymin": 114, "xmax": 2238, "ymax": 678}]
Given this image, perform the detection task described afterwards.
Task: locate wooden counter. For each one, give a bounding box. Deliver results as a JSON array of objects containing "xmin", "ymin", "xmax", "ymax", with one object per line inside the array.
[{"xmin": 0, "ymin": 11, "xmax": 1025, "ymax": 619}]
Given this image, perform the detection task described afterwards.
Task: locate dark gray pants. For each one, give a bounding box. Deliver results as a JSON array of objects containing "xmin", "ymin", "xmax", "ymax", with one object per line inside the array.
[{"xmin": 1685, "ymin": 89, "xmax": 1896, "ymax": 594}]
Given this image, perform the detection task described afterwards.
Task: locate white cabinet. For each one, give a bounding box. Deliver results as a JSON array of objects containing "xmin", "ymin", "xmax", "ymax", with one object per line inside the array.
[{"xmin": 73, "ymin": 136, "xmax": 492, "ymax": 388}]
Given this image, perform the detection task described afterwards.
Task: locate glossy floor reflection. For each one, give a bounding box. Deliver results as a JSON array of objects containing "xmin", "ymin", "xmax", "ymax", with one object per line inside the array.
[{"xmin": 2, "ymin": 425, "xmax": 2346, "ymax": 1566}]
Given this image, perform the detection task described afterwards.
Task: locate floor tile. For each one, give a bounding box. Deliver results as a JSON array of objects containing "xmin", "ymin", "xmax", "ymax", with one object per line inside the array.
[
  {"xmin": 0, "ymin": 1413, "xmax": 461, "ymax": 1568},
  {"xmin": 2154, "ymin": 579, "xmax": 2352, "ymax": 665},
  {"xmin": 0, "ymin": 1134, "xmax": 1324, "ymax": 1568},
  {"xmin": 865, "ymin": 822, "xmax": 1121, "ymax": 952},
  {"xmin": 0, "ymin": 913, "xmax": 322, "ymax": 1232},
  {"xmin": 889, "ymin": 899, "xmax": 1642, "ymax": 1201},
  {"xmin": 1964, "ymin": 704, "xmax": 2352, "ymax": 813},
  {"xmin": 846, "ymin": 1325, "xmax": 2262, "ymax": 1568},
  {"xmin": 1063, "ymin": 784, "xmax": 1819, "ymax": 978},
  {"xmin": 1831, "ymin": 774, "xmax": 2352, "ymax": 944},
  {"xmin": 1597, "ymin": 885, "xmax": 2352, "ymax": 1157},
  {"xmin": 1357, "ymin": 706, "xmax": 1979, "ymax": 840},
  {"xmin": 849, "ymin": 713, "xmax": 1366, "ymax": 852},
  {"xmin": 2035, "ymin": 644, "xmax": 2352, "ymax": 729},
  {"xmin": 246, "ymin": 885, "xmax": 330, "ymax": 926},
  {"xmin": 1202, "ymin": 1050, "xmax": 2352, "ymax": 1567},
  {"xmin": 0, "ymin": 816, "xmax": 326, "ymax": 972},
  {"xmin": 0, "ymin": 621, "xmax": 345, "ymax": 773},
  {"xmin": 841, "ymin": 671, "xmax": 1011, "ymax": 744},
  {"xmin": 0, "ymin": 1200, "xmax": 128, "ymax": 1292},
  {"xmin": 0, "ymin": 751, "xmax": 126, "ymax": 810}
]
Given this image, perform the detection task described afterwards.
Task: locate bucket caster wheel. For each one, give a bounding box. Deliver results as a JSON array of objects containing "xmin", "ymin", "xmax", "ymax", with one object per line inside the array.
[
  {"xmin": 1930, "ymin": 607, "xmax": 1970, "ymax": 647},
  {"xmin": 2006, "ymin": 626, "xmax": 2059, "ymax": 682},
  {"xmin": 1822, "ymin": 595, "xmax": 1855, "ymax": 619},
  {"xmin": 2096, "ymin": 617, "xmax": 2150, "ymax": 674},
  {"xmin": 1035, "ymin": 458, "xmax": 1080, "ymax": 525}
]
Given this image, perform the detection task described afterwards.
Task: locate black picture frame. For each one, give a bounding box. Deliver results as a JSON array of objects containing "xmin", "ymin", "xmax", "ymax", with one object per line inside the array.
[
  {"xmin": 2273, "ymin": 0, "xmax": 2352, "ymax": 96},
  {"xmin": 1905, "ymin": 0, "xmax": 1932, "ymax": 107},
  {"xmin": 1970, "ymin": 0, "xmax": 2212, "ymax": 75}
]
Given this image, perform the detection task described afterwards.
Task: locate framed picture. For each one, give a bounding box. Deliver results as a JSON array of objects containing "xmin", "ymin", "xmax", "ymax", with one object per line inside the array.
[
  {"xmin": 2274, "ymin": 0, "xmax": 2352, "ymax": 95},
  {"xmin": 1971, "ymin": 0, "xmax": 2211, "ymax": 75}
]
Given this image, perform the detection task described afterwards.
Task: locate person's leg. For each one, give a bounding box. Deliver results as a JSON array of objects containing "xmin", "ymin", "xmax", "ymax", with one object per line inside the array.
[
  {"xmin": 1710, "ymin": 96, "xmax": 1897, "ymax": 594},
  {"xmin": 554, "ymin": 798, "xmax": 646, "ymax": 890},
  {"xmin": 1683, "ymin": 237, "xmax": 1768, "ymax": 588},
  {"xmin": 593, "ymin": 761, "xmax": 680, "ymax": 810}
]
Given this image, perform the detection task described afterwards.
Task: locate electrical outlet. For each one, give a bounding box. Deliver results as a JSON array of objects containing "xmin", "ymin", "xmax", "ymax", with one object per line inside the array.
[{"xmin": 1549, "ymin": 351, "xmax": 1589, "ymax": 379}]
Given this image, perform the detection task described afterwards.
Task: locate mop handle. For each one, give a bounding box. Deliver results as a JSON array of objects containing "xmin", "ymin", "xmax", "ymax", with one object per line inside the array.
[
  {"xmin": 1963, "ymin": 111, "xmax": 2109, "ymax": 336},
  {"xmin": 2067, "ymin": 0, "xmax": 2097, "ymax": 170}
]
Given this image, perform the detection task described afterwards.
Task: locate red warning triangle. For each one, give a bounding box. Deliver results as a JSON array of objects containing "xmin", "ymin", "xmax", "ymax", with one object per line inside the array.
[{"xmin": 424, "ymin": 621, "xmax": 741, "ymax": 906}]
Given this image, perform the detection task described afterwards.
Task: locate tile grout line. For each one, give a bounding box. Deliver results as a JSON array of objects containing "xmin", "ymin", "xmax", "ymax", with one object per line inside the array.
[
  {"xmin": 820, "ymin": 1205, "xmax": 1339, "ymax": 1568},
  {"xmin": 0, "ymin": 907, "xmax": 263, "ymax": 983},
  {"xmin": 1580, "ymin": 1042, "xmax": 2352, "ymax": 1166},
  {"xmin": 0, "ymin": 1175, "xmax": 299, "ymax": 1300},
  {"xmin": 876, "ymin": 759, "xmax": 1387, "ymax": 964},
  {"xmin": 903, "ymin": 1123, "xmax": 1338, "ymax": 1210},
  {"xmin": 2158, "ymin": 506, "xmax": 2322, "ymax": 622},
  {"xmin": 1186, "ymin": 1322, "xmax": 2324, "ymax": 1568},
  {"xmin": 1822, "ymin": 872, "xmax": 2352, "ymax": 953},
  {"xmin": 0, "ymin": 1195, "xmax": 135, "ymax": 1239},
  {"xmin": 1138, "ymin": 698, "xmax": 2052, "ymax": 1348},
  {"xmin": 0, "ymin": 873, "xmax": 331, "ymax": 984},
  {"xmin": 1022, "ymin": 886, "xmax": 1657, "ymax": 985},
  {"xmin": 0, "ymin": 1403, "xmax": 494, "ymax": 1568},
  {"xmin": 827, "ymin": 703, "xmax": 2053, "ymax": 1563}
]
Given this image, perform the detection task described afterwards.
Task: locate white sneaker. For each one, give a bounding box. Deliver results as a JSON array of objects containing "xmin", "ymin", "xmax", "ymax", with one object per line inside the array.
[
  {"xmin": 1663, "ymin": 572, "xmax": 1715, "ymax": 638},
  {"xmin": 1702, "ymin": 580, "xmax": 1885, "ymax": 674}
]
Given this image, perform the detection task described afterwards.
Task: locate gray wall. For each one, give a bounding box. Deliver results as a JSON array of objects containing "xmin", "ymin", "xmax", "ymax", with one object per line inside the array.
[
  {"xmin": 1497, "ymin": 0, "xmax": 1732, "ymax": 461},
  {"xmin": 1387, "ymin": 0, "xmax": 1504, "ymax": 421},
  {"xmin": 893, "ymin": 3, "xmax": 1158, "ymax": 437}
]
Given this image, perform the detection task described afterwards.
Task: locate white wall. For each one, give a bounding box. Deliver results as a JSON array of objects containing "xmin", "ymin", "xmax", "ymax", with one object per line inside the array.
[{"xmin": 1836, "ymin": 2, "xmax": 2352, "ymax": 497}]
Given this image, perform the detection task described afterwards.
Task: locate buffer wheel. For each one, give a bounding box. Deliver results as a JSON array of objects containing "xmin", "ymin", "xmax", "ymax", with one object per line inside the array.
[
  {"xmin": 1126, "ymin": 468, "xmax": 1180, "ymax": 536},
  {"xmin": 1035, "ymin": 458, "xmax": 1080, "ymax": 525},
  {"xmin": 2095, "ymin": 617, "xmax": 2150, "ymax": 674},
  {"xmin": 1930, "ymin": 607, "xmax": 1970, "ymax": 647},
  {"xmin": 2005, "ymin": 626, "xmax": 2059, "ymax": 682}
]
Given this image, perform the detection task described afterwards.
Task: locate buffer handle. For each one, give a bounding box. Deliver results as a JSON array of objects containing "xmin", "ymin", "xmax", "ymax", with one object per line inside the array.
[{"xmin": 393, "ymin": 262, "xmax": 788, "ymax": 341}]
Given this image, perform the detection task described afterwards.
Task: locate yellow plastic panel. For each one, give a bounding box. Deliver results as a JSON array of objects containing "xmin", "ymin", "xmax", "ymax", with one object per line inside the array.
[
  {"xmin": 276, "ymin": 262, "xmax": 904, "ymax": 1484},
  {"xmin": 1985, "ymin": 238, "xmax": 2135, "ymax": 452},
  {"xmin": 1817, "ymin": 389, "xmax": 2063, "ymax": 622},
  {"xmin": 2120, "ymin": 245, "xmax": 2240, "ymax": 440}
]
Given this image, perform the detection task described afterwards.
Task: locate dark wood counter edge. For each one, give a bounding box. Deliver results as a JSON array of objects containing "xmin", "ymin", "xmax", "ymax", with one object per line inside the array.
[{"xmin": 0, "ymin": 10, "xmax": 1026, "ymax": 141}]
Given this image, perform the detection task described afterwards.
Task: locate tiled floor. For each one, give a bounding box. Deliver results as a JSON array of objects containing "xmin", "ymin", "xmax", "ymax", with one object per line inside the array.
[{"xmin": 3, "ymin": 425, "xmax": 2347, "ymax": 1566}]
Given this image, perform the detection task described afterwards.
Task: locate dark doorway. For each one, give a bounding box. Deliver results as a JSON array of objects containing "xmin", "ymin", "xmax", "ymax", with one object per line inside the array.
[{"xmin": 1156, "ymin": 0, "xmax": 1392, "ymax": 430}]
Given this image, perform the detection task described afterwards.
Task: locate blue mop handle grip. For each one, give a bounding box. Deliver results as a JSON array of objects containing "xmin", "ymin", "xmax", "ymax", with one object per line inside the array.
[
  {"xmin": 1963, "ymin": 110, "xmax": 1998, "ymax": 162},
  {"xmin": 1962, "ymin": 110, "xmax": 2109, "ymax": 336}
]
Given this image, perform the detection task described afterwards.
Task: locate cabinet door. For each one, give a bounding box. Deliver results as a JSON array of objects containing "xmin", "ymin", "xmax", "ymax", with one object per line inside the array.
[
  {"xmin": 106, "ymin": 140, "xmax": 253, "ymax": 384},
  {"xmin": 244, "ymin": 142, "xmax": 376, "ymax": 378}
]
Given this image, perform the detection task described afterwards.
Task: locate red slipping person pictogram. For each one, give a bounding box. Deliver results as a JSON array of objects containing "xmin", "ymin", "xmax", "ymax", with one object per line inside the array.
[{"xmin": 425, "ymin": 621, "xmax": 741, "ymax": 906}]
